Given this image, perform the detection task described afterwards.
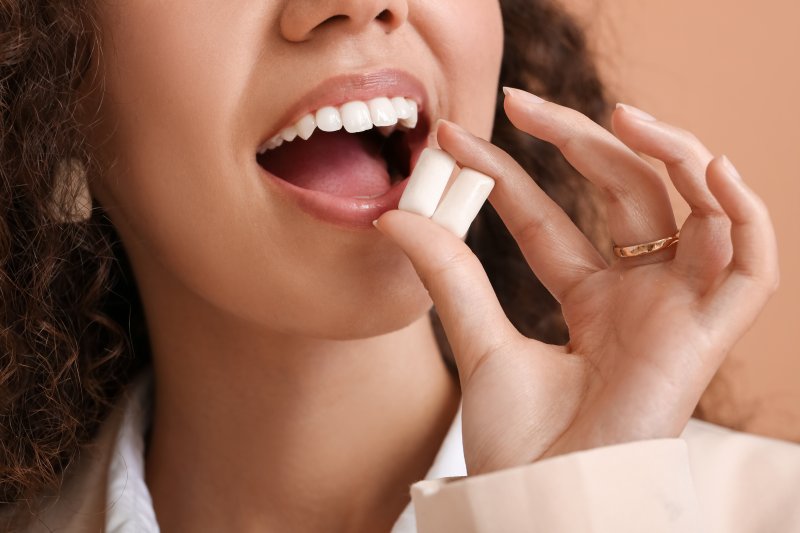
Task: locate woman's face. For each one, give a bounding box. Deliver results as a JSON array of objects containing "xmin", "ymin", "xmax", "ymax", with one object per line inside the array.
[{"xmin": 83, "ymin": 0, "xmax": 504, "ymax": 338}]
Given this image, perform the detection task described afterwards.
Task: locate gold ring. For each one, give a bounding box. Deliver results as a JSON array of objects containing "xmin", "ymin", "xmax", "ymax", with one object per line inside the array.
[{"xmin": 613, "ymin": 230, "xmax": 680, "ymax": 258}]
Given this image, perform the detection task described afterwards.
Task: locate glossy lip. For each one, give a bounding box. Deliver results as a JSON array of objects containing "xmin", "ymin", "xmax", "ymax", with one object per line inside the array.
[
  {"xmin": 256, "ymin": 68, "xmax": 429, "ymax": 151},
  {"xmin": 255, "ymin": 68, "xmax": 432, "ymax": 230},
  {"xmin": 258, "ymin": 165, "xmax": 414, "ymax": 230}
]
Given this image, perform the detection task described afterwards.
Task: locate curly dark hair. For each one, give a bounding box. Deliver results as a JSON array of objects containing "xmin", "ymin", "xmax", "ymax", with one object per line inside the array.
[
  {"xmin": 1, "ymin": 0, "xmax": 621, "ymax": 525},
  {"xmin": 0, "ymin": 0, "xmax": 142, "ymax": 518}
]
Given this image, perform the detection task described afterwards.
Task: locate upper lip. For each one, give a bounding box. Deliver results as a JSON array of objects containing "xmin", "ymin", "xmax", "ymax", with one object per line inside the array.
[{"xmin": 258, "ymin": 68, "xmax": 430, "ymax": 148}]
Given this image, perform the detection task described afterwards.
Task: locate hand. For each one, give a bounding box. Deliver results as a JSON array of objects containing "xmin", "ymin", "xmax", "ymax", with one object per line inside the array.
[{"xmin": 373, "ymin": 88, "xmax": 779, "ymax": 475}]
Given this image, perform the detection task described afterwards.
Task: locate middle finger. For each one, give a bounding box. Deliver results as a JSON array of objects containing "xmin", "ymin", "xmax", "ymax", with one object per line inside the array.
[
  {"xmin": 503, "ymin": 88, "xmax": 678, "ymax": 256},
  {"xmin": 435, "ymin": 120, "xmax": 606, "ymax": 303}
]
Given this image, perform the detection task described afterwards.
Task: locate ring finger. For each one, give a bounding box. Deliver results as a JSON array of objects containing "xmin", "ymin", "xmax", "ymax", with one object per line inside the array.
[
  {"xmin": 502, "ymin": 88, "xmax": 678, "ymax": 262},
  {"xmin": 611, "ymin": 107, "xmax": 734, "ymax": 284}
]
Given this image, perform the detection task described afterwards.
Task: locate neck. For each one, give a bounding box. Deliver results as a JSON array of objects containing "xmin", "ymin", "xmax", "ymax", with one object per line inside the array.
[{"xmin": 140, "ymin": 268, "xmax": 460, "ymax": 532}]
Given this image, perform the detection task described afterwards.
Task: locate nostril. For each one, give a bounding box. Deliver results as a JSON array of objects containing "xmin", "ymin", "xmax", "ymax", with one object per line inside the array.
[
  {"xmin": 321, "ymin": 10, "xmax": 394, "ymax": 30},
  {"xmin": 281, "ymin": 1, "xmax": 408, "ymax": 42},
  {"xmin": 374, "ymin": 5, "xmax": 408, "ymax": 33},
  {"xmin": 321, "ymin": 14, "xmax": 348, "ymax": 26}
]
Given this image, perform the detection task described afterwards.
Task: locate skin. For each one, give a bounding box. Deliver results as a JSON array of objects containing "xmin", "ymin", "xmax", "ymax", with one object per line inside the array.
[
  {"xmin": 376, "ymin": 100, "xmax": 779, "ymax": 473},
  {"xmin": 77, "ymin": 0, "xmax": 779, "ymax": 531},
  {"xmin": 81, "ymin": 0, "xmax": 502, "ymax": 531}
]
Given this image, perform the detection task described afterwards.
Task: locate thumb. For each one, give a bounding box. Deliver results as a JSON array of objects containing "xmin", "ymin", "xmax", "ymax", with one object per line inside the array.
[{"xmin": 373, "ymin": 209, "xmax": 520, "ymax": 380}]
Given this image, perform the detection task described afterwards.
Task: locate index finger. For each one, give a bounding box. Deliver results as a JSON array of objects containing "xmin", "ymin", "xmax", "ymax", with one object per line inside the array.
[
  {"xmin": 435, "ymin": 120, "xmax": 607, "ymax": 303},
  {"xmin": 373, "ymin": 209, "xmax": 522, "ymax": 382}
]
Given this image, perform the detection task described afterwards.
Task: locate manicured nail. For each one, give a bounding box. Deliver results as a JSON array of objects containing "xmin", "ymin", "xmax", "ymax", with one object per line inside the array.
[
  {"xmin": 436, "ymin": 118, "xmax": 462, "ymax": 132},
  {"xmin": 398, "ymin": 148, "xmax": 457, "ymax": 218},
  {"xmin": 431, "ymin": 168, "xmax": 495, "ymax": 239},
  {"xmin": 503, "ymin": 86, "xmax": 545, "ymax": 104},
  {"xmin": 720, "ymin": 155, "xmax": 743, "ymax": 182},
  {"xmin": 432, "ymin": 117, "xmax": 460, "ymax": 137},
  {"xmin": 434, "ymin": 119, "xmax": 474, "ymax": 146},
  {"xmin": 616, "ymin": 103, "xmax": 657, "ymax": 121}
]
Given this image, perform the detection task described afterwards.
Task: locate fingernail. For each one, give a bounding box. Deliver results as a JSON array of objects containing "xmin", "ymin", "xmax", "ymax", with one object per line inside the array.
[
  {"xmin": 436, "ymin": 118, "xmax": 462, "ymax": 132},
  {"xmin": 372, "ymin": 219, "xmax": 379, "ymax": 228},
  {"xmin": 616, "ymin": 103, "xmax": 657, "ymax": 122},
  {"xmin": 433, "ymin": 118, "xmax": 470, "ymax": 146},
  {"xmin": 503, "ymin": 86, "xmax": 545, "ymax": 104},
  {"xmin": 720, "ymin": 155, "xmax": 743, "ymax": 182},
  {"xmin": 432, "ymin": 118, "xmax": 454, "ymax": 140},
  {"xmin": 431, "ymin": 168, "xmax": 495, "ymax": 239},
  {"xmin": 398, "ymin": 148, "xmax": 457, "ymax": 218}
]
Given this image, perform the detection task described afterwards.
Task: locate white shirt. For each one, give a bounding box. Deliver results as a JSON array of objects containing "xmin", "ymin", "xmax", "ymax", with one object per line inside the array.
[{"xmin": 21, "ymin": 372, "xmax": 800, "ymax": 532}]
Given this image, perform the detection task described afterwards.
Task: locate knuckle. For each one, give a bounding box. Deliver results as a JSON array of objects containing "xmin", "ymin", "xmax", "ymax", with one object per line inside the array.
[
  {"xmin": 663, "ymin": 128, "xmax": 707, "ymax": 165},
  {"xmin": 679, "ymin": 129, "xmax": 704, "ymax": 149},
  {"xmin": 750, "ymin": 267, "xmax": 780, "ymax": 296},
  {"xmin": 602, "ymin": 174, "xmax": 637, "ymax": 202},
  {"xmin": 738, "ymin": 193, "xmax": 772, "ymax": 228},
  {"xmin": 553, "ymin": 110, "xmax": 593, "ymax": 150},
  {"xmin": 750, "ymin": 195, "xmax": 771, "ymax": 221},
  {"xmin": 671, "ymin": 127, "xmax": 703, "ymax": 151},
  {"xmin": 516, "ymin": 214, "xmax": 549, "ymax": 243},
  {"xmin": 429, "ymin": 250, "xmax": 476, "ymax": 279},
  {"xmin": 600, "ymin": 175, "xmax": 644, "ymax": 206}
]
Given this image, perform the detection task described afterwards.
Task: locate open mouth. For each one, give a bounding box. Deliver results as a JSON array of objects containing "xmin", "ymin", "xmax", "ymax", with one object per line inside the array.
[{"xmin": 255, "ymin": 97, "xmax": 430, "ymax": 201}]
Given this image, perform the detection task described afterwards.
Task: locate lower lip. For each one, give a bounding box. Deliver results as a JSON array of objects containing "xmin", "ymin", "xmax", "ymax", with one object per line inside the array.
[{"xmin": 257, "ymin": 165, "xmax": 410, "ymax": 230}]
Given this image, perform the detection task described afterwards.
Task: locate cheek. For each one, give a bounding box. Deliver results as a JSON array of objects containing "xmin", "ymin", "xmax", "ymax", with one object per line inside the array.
[
  {"xmin": 91, "ymin": 0, "xmax": 266, "ymax": 228},
  {"xmin": 418, "ymin": 0, "xmax": 504, "ymax": 138},
  {"xmin": 88, "ymin": 2, "xmax": 437, "ymax": 338}
]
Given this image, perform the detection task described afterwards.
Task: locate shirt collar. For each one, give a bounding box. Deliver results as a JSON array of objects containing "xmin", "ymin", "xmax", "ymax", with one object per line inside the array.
[{"xmin": 103, "ymin": 372, "xmax": 466, "ymax": 533}]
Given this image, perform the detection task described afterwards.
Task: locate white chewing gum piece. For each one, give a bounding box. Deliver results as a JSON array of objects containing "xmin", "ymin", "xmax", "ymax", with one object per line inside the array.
[
  {"xmin": 431, "ymin": 168, "xmax": 495, "ymax": 239},
  {"xmin": 398, "ymin": 148, "xmax": 456, "ymax": 217}
]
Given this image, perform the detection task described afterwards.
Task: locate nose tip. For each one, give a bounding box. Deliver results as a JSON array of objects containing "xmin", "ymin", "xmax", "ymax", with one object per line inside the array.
[{"xmin": 280, "ymin": 0, "xmax": 409, "ymax": 42}]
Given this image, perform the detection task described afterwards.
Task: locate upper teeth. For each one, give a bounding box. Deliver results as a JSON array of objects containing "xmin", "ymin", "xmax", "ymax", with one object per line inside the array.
[{"xmin": 258, "ymin": 96, "xmax": 419, "ymax": 154}]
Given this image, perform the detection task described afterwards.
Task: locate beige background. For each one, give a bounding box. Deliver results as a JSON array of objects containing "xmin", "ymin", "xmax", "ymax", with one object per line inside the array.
[{"xmin": 561, "ymin": 0, "xmax": 800, "ymax": 441}]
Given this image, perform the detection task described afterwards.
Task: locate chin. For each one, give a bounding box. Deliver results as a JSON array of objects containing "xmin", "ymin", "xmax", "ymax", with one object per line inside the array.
[{"xmin": 285, "ymin": 270, "xmax": 434, "ymax": 341}]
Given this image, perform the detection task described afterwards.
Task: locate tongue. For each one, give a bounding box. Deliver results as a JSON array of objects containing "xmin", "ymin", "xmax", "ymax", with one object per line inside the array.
[{"xmin": 260, "ymin": 130, "xmax": 392, "ymax": 198}]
